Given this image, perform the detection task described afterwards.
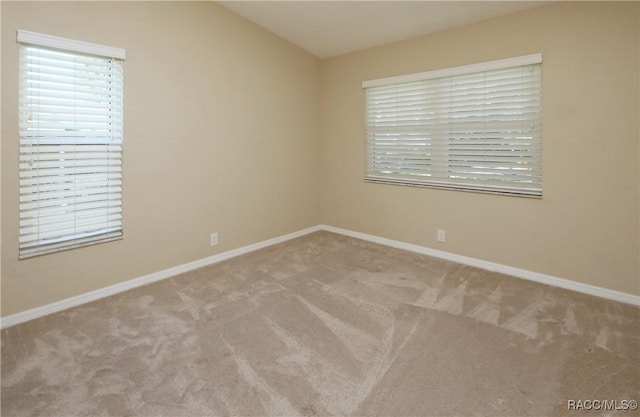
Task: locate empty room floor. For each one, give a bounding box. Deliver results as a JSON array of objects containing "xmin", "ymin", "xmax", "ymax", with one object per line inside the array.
[{"xmin": 2, "ymin": 231, "xmax": 639, "ymax": 416}]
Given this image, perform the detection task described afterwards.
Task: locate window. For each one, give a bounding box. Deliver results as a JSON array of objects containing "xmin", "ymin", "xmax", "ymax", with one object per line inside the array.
[
  {"xmin": 363, "ymin": 54, "xmax": 542, "ymax": 197},
  {"xmin": 17, "ymin": 30, "xmax": 126, "ymax": 258}
]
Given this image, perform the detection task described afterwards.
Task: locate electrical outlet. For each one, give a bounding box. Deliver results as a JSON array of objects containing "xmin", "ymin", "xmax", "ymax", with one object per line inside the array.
[
  {"xmin": 437, "ymin": 229, "xmax": 446, "ymax": 243},
  {"xmin": 210, "ymin": 232, "xmax": 219, "ymax": 246}
]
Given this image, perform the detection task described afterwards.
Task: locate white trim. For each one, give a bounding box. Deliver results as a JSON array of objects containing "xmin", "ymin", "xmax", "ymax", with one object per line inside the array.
[
  {"xmin": 362, "ymin": 53, "xmax": 542, "ymax": 88},
  {"xmin": 2, "ymin": 223, "xmax": 637, "ymax": 329},
  {"xmin": 17, "ymin": 29, "xmax": 126, "ymax": 59},
  {"xmin": 0, "ymin": 226, "xmax": 322, "ymax": 329},
  {"xmin": 321, "ymin": 225, "xmax": 640, "ymax": 307}
]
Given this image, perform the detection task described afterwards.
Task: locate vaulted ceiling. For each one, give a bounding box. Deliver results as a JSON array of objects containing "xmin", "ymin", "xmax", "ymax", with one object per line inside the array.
[{"xmin": 218, "ymin": 1, "xmax": 549, "ymax": 58}]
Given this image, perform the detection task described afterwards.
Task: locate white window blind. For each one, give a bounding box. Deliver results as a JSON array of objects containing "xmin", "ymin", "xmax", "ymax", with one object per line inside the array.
[
  {"xmin": 363, "ymin": 54, "xmax": 542, "ymax": 197},
  {"xmin": 17, "ymin": 30, "xmax": 125, "ymax": 258}
]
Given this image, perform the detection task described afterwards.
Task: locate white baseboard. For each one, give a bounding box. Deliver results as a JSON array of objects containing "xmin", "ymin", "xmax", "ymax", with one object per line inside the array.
[
  {"xmin": 0, "ymin": 225, "xmax": 323, "ymax": 329},
  {"xmin": 321, "ymin": 225, "xmax": 640, "ymax": 307},
  {"xmin": 2, "ymin": 223, "xmax": 637, "ymax": 329}
]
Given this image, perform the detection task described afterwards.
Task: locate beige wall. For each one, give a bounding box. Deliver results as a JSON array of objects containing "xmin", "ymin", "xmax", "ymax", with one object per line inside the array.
[
  {"xmin": 2, "ymin": 1, "xmax": 639, "ymax": 318},
  {"xmin": 320, "ymin": 2, "xmax": 640, "ymax": 295},
  {"xmin": 1, "ymin": 1, "xmax": 321, "ymax": 316}
]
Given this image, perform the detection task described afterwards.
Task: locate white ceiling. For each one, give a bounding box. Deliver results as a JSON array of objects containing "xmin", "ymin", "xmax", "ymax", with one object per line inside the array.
[{"xmin": 218, "ymin": 1, "xmax": 548, "ymax": 59}]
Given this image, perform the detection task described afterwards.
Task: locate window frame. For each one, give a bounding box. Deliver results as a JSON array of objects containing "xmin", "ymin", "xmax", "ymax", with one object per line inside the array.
[
  {"xmin": 363, "ymin": 54, "xmax": 543, "ymax": 198},
  {"xmin": 17, "ymin": 30, "xmax": 126, "ymax": 258}
]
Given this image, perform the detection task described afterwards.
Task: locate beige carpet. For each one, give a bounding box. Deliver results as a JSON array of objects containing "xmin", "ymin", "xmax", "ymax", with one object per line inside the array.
[{"xmin": 2, "ymin": 231, "xmax": 639, "ymax": 416}]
